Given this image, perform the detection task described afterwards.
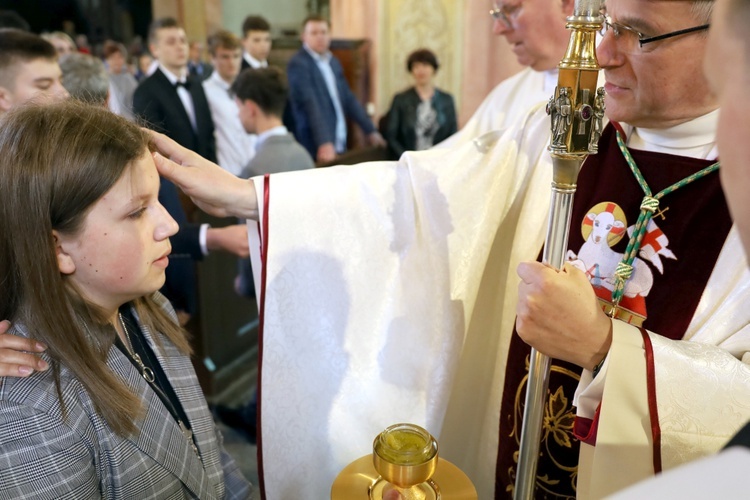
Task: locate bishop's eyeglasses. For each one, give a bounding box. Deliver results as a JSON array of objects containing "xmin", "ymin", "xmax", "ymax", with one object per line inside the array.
[{"xmin": 599, "ymin": 15, "xmax": 709, "ymax": 54}]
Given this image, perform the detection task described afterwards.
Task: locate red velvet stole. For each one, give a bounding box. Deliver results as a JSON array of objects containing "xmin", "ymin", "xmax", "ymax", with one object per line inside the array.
[{"xmin": 494, "ymin": 123, "xmax": 730, "ymax": 499}]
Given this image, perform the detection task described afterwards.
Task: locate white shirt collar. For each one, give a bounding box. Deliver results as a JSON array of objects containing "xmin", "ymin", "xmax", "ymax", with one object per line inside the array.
[
  {"xmin": 620, "ymin": 110, "xmax": 719, "ymax": 158},
  {"xmin": 158, "ymin": 63, "xmax": 188, "ymax": 84},
  {"xmin": 256, "ymin": 125, "xmax": 288, "ymax": 150},
  {"xmin": 243, "ymin": 52, "xmax": 268, "ymax": 69},
  {"xmin": 208, "ymin": 70, "xmax": 231, "ymax": 90},
  {"xmin": 303, "ymin": 44, "xmax": 331, "ymax": 63}
]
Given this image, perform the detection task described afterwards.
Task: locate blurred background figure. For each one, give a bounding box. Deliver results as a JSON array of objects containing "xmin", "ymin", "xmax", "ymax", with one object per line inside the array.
[
  {"xmin": 59, "ymin": 52, "xmax": 108, "ymax": 106},
  {"xmin": 384, "ymin": 48, "xmax": 457, "ymax": 159},
  {"xmin": 103, "ymin": 40, "xmax": 137, "ymax": 120},
  {"xmin": 240, "ymin": 15, "xmax": 271, "ymax": 70},
  {"xmin": 287, "ymin": 15, "xmax": 385, "ymax": 163},
  {"xmin": 0, "ymin": 29, "xmax": 68, "ymax": 116},
  {"xmin": 188, "ymin": 39, "xmax": 212, "ymax": 80},
  {"xmin": 41, "ymin": 31, "xmax": 76, "ymax": 57},
  {"xmin": 134, "ymin": 51, "xmax": 154, "ymax": 82},
  {"xmin": 203, "ymin": 30, "xmax": 257, "ymax": 176},
  {"xmin": 0, "ymin": 10, "xmax": 30, "ymax": 31},
  {"xmin": 74, "ymin": 33, "xmax": 90, "ymax": 53}
]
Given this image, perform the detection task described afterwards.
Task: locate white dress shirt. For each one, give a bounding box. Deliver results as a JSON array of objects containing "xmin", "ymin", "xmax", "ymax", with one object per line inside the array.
[
  {"xmin": 243, "ymin": 53, "xmax": 268, "ymax": 69},
  {"xmin": 158, "ymin": 63, "xmax": 197, "ymax": 132},
  {"xmin": 202, "ymin": 71, "xmax": 257, "ymax": 176}
]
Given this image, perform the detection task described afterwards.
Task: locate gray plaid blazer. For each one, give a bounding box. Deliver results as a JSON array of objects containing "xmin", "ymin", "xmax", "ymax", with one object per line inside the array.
[{"xmin": 0, "ymin": 295, "xmax": 251, "ymax": 499}]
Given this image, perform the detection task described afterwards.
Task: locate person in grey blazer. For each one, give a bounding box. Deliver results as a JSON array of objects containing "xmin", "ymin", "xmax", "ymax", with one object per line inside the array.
[
  {"xmin": 231, "ymin": 66, "xmax": 314, "ymax": 299},
  {"xmin": 233, "ymin": 67, "xmax": 315, "ymax": 179},
  {"xmin": 0, "ymin": 101, "xmax": 250, "ymax": 499}
]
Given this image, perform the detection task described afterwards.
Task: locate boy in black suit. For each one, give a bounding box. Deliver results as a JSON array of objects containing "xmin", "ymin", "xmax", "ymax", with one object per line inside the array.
[
  {"xmin": 133, "ymin": 18, "xmax": 248, "ymax": 325},
  {"xmin": 240, "ymin": 15, "xmax": 271, "ymax": 70}
]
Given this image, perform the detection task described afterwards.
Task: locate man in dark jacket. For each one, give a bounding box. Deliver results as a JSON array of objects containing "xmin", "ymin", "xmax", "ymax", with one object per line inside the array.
[{"xmin": 286, "ymin": 15, "xmax": 384, "ymax": 163}]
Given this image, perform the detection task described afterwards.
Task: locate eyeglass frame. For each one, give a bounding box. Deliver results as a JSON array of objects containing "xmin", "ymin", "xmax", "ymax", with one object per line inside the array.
[
  {"xmin": 600, "ymin": 15, "xmax": 709, "ymax": 48},
  {"xmin": 489, "ymin": 2, "xmax": 523, "ymax": 29}
]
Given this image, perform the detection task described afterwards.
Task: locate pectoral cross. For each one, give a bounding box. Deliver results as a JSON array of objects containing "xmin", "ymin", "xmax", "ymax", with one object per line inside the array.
[{"xmin": 654, "ymin": 206, "xmax": 669, "ymax": 221}]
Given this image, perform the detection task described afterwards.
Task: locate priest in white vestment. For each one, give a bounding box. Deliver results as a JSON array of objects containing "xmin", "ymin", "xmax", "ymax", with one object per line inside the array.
[
  {"xmin": 147, "ymin": 0, "xmax": 750, "ymax": 497},
  {"xmin": 436, "ymin": 0, "xmax": 574, "ymax": 148}
]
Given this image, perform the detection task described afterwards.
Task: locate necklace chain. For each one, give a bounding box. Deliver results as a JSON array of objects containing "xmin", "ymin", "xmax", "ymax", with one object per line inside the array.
[
  {"xmin": 609, "ymin": 131, "xmax": 720, "ymax": 315},
  {"xmin": 119, "ymin": 313, "xmax": 155, "ymax": 383},
  {"xmin": 117, "ymin": 312, "xmax": 199, "ymax": 457}
]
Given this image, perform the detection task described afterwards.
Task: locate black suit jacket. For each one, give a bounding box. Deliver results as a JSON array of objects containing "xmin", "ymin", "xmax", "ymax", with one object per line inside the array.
[
  {"xmin": 133, "ymin": 68, "xmax": 216, "ymax": 314},
  {"xmin": 384, "ymin": 87, "xmax": 457, "ymax": 158},
  {"xmin": 133, "ymin": 68, "xmax": 217, "ymax": 162}
]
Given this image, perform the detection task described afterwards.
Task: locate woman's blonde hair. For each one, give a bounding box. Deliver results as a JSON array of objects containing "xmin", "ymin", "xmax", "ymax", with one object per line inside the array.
[{"xmin": 0, "ymin": 100, "xmax": 191, "ymax": 436}]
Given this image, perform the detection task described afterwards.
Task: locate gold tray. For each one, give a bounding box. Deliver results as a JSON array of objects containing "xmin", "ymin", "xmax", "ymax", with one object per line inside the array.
[{"xmin": 331, "ymin": 455, "xmax": 477, "ymax": 499}]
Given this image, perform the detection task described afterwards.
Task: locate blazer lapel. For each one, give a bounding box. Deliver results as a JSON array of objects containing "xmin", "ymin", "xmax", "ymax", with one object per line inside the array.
[
  {"xmin": 109, "ymin": 337, "xmax": 217, "ymax": 499},
  {"xmin": 139, "ymin": 320, "xmax": 227, "ymax": 497},
  {"xmin": 303, "ymin": 50, "xmax": 337, "ymax": 117},
  {"xmin": 187, "ymin": 75, "xmax": 208, "ymax": 131}
]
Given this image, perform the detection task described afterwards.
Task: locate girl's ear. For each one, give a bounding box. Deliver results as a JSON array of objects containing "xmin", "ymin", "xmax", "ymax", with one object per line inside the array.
[
  {"xmin": 0, "ymin": 85, "xmax": 15, "ymax": 114},
  {"xmin": 52, "ymin": 230, "xmax": 76, "ymax": 275}
]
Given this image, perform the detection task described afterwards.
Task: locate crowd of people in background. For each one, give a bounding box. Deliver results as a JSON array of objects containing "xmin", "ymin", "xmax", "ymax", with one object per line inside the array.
[{"xmin": 0, "ymin": 10, "xmax": 453, "ymax": 166}]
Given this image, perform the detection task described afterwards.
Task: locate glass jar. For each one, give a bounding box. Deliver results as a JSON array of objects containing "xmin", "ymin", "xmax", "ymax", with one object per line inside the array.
[{"xmin": 370, "ymin": 423, "xmax": 439, "ymax": 500}]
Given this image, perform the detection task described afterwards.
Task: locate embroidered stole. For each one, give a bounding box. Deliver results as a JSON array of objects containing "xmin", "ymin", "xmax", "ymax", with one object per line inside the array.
[{"xmin": 494, "ymin": 123, "xmax": 731, "ymax": 499}]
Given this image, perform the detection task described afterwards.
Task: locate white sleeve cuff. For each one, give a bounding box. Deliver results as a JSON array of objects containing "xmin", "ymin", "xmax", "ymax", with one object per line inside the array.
[
  {"xmin": 574, "ymin": 319, "xmax": 641, "ymax": 418},
  {"xmin": 199, "ymin": 223, "xmax": 210, "ymax": 256}
]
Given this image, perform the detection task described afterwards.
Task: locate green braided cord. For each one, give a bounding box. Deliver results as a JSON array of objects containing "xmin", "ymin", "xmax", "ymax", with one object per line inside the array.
[
  {"xmin": 609, "ymin": 131, "xmax": 720, "ymax": 309},
  {"xmin": 640, "ymin": 196, "xmax": 659, "ymax": 213}
]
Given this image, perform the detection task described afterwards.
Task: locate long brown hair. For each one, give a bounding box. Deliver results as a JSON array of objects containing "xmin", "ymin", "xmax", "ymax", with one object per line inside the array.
[{"xmin": 0, "ymin": 100, "xmax": 191, "ymax": 436}]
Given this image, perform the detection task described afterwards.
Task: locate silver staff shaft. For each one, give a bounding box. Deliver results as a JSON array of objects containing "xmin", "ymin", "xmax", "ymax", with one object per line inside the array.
[{"xmin": 513, "ymin": 0, "xmax": 604, "ymax": 497}]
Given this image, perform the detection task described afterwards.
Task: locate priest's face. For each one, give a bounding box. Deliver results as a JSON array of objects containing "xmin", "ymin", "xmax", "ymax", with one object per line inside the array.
[
  {"xmin": 491, "ymin": 0, "xmax": 573, "ymax": 71},
  {"xmin": 705, "ymin": 0, "xmax": 750, "ymax": 260},
  {"xmin": 597, "ymin": 0, "xmax": 717, "ymax": 128}
]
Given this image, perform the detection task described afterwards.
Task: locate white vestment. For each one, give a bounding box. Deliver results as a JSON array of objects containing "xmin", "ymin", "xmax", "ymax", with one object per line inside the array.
[
  {"xmin": 248, "ymin": 105, "xmax": 750, "ymax": 499},
  {"xmin": 436, "ymin": 67, "xmax": 557, "ymax": 149},
  {"xmin": 608, "ymin": 447, "xmax": 750, "ymax": 499}
]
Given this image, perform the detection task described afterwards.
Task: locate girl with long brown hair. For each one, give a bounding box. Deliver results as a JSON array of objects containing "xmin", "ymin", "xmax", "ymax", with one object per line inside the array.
[{"xmin": 0, "ymin": 100, "xmax": 250, "ymax": 498}]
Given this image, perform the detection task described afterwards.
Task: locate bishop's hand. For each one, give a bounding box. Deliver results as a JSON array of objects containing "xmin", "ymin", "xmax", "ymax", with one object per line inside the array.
[
  {"xmin": 149, "ymin": 130, "xmax": 259, "ymax": 221},
  {"xmin": 515, "ymin": 261, "xmax": 612, "ymax": 371}
]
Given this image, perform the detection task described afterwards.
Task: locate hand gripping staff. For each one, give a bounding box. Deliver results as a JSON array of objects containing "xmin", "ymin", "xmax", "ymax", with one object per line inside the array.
[{"xmin": 514, "ymin": 1, "xmax": 605, "ymax": 498}]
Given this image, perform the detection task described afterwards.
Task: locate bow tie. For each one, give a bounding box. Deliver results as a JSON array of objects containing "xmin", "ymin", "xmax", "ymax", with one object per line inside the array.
[{"xmin": 174, "ymin": 80, "xmax": 191, "ymax": 90}]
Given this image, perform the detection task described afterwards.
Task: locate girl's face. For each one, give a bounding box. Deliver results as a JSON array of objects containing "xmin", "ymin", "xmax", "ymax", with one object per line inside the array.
[{"xmin": 55, "ymin": 151, "xmax": 178, "ymax": 316}]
